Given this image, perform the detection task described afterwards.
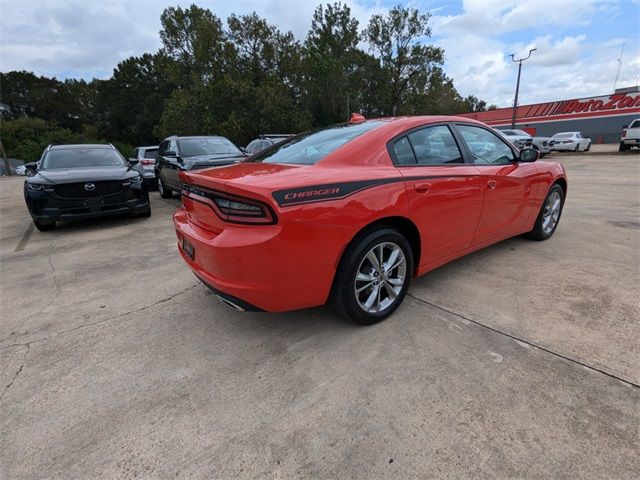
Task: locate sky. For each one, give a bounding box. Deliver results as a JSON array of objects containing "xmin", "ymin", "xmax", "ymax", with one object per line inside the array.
[{"xmin": 1, "ymin": 0, "xmax": 639, "ymax": 107}]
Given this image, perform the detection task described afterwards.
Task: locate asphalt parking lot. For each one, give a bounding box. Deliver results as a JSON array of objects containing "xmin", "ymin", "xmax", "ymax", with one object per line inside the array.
[{"xmin": 1, "ymin": 151, "xmax": 638, "ymax": 478}]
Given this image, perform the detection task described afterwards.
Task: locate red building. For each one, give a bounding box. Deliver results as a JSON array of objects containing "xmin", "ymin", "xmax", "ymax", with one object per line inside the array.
[{"xmin": 459, "ymin": 86, "xmax": 640, "ymax": 143}]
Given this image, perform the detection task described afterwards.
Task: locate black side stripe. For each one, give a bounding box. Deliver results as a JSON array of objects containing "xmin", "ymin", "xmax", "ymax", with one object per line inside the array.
[{"xmin": 271, "ymin": 175, "xmax": 474, "ymax": 207}]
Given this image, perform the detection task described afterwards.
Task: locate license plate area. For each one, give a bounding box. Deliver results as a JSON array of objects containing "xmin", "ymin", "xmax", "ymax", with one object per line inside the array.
[{"xmin": 182, "ymin": 237, "xmax": 195, "ymax": 260}]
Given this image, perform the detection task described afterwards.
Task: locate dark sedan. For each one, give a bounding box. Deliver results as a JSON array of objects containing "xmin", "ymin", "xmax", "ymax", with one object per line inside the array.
[
  {"xmin": 155, "ymin": 136, "xmax": 247, "ymax": 198},
  {"xmin": 24, "ymin": 144, "xmax": 150, "ymax": 231}
]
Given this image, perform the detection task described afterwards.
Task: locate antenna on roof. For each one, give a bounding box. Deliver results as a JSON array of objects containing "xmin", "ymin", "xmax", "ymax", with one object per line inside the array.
[{"xmin": 613, "ymin": 41, "xmax": 625, "ymax": 92}]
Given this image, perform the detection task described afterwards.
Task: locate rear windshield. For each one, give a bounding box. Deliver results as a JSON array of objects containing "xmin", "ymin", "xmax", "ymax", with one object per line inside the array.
[
  {"xmin": 629, "ymin": 120, "xmax": 640, "ymax": 129},
  {"xmin": 178, "ymin": 137, "xmax": 241, "ymax": 157},
  {"xmin": 42, "ymin": 148, "xmax": 126, "ymax": 169},
  {"xmin": 553, "ymin": 133, "xmax": 574, "ymax": 139},
  {"xmin": 251, "ymin": 121, "xmax": 385, "ymax": 165},
  {"xmin": 143, "ymin": 148, "xmax": 158, "ymax": 159}
]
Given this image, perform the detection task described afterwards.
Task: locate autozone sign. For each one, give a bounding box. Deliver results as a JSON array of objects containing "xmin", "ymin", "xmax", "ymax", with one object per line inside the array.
[{"xmin": 546, "ymin": 93, "xmax": 640, "ymax": 116}]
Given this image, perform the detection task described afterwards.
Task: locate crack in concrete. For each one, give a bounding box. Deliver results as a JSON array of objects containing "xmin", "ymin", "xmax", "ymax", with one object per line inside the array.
[
  {"xmin": 1, "ymin": 344, "xmax": 30, "ymax": 401},
  {"xmin": 406, "ymin": 293, "xmax": 639, "ymax": 389},
  {"xmin": 46, "ymin": 241, "xmax": 61, "ymax": 293},
  {"xmin": 0, "ymin": 284, "xmax": 199, "ymax": 352}
]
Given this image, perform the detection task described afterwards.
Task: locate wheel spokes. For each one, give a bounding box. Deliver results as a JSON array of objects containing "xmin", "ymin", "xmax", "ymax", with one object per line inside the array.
[{"xmin": 366, "ymin": 250, "xmax": 381, "ymax": 273}]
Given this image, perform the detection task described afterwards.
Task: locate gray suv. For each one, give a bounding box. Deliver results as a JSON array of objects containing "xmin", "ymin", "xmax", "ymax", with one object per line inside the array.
[{"xmin": 129, "ymin": 146, "xmax": 159, "ymax": 189}]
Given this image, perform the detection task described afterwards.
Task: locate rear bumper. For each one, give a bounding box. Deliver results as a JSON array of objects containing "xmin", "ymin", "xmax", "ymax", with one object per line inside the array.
[
  {"xmin": 622, "ymin": 138, "xmax": 640, "ymax": 145},
  {"xmin": 173, "ymin": 208, "xmax": 347, "ymax": 313}
]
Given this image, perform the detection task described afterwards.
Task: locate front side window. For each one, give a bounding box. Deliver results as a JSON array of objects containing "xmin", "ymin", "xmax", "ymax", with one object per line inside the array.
[
  {"xmin": 407, "ymin": 125, "xmax": 463, "ymax": 165},
  {"xmin": 178, "ymin": 137, "xmax": 241, "ymax": 157},
  {"xmin": 41, "ymin": 148, "xmax": 127, "ymax": 169},
  {"xmin": 251, "ymin": 121, "xmax": 385, "ymax": 165},
  {"xmin": 457, "ymin": 125, "xmax": 516, "ymax": 165}
]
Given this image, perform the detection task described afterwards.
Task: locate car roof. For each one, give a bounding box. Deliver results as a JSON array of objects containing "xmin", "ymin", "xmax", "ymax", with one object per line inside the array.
[
  {"xmin": 49, "ymin": 144, "xmax": 112, "ymax": 150},
  {"xmin": 165, "ymin": 136, "xmax": 227, "ymax": 140}
]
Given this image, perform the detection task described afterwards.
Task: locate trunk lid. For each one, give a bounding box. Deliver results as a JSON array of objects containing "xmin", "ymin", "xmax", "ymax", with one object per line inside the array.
[{"xmin": 179, "ymin": 162, "xmax": 304, "ymax": 231}]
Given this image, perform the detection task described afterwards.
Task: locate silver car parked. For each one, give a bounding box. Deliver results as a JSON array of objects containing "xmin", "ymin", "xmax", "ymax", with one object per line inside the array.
[{"xmin": 129, "ymin": 146, "xmax": 159, "ymax": 190}]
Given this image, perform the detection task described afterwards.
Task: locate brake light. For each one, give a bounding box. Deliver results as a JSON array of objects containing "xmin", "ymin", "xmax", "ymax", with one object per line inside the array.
[
  {"xmin": 181, "ymin": 183, "xmax": 276, "ymax": 225},
  {"xmin": 140, "ymin": 159, "xmax": 155, "ymax": 165},
  {"xmin": 621, "ymin": 128, "xmax": 627, "ymax": 139}
]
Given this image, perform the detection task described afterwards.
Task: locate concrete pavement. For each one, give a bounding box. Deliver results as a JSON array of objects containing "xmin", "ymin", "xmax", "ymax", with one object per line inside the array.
[{"xmin": 1, "ymin": 152, "xmax": 638, "ymax": 478}]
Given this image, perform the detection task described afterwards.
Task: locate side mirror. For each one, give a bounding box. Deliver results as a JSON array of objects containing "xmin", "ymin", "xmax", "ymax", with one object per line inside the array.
[
  {"xmin": 25, "ymin": 162, "xmax": 38, "ymax": 172},
  {"xmin": 239, "ymin": 147, "xmax": 247, "ymax": 153},
  {"xmin": 622, "ymin": 125, "xmax": 628, "ymax": 129},
  {"xmin": 129, "ymin": 158, "xmax": 139, "ymax": 166},
  {"xmin": 519, "ymin": 148, "xmax": 539, "ymax": 163},
  {"xmin": 164, "ymin": 150, "xmax": 177, "ymax": 157}
]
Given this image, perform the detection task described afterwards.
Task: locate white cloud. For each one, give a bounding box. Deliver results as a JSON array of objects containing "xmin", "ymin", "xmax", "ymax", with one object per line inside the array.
[
  {"xmin": 432, "ymin": 0, "xmax": 640, "ymax": 105},
  {"xmin": 431, "ymin": 0, "xmax": 607, "ymax": 36},
  {"xmin": 0, "ymin": 0, "xmax": 638, "ymax": 106}
]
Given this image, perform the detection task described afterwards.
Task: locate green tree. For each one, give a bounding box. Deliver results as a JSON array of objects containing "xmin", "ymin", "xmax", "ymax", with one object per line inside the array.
[
  {"xmin": 159, "ymin": 5, "xmax": 228, "ymax": 86},
  {"xmin": 98, "ymin": 52, "xmax": 173, "ymax": 145},
  {"xmin": 364, "ymin": 5, "xmax": 446, "ymax": 115},
  {"xmin": 303, "ymin": 2, "xmax": 363, "ymax": 124}
]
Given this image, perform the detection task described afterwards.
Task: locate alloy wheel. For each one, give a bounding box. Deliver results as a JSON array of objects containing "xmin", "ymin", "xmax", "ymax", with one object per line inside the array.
[
  {"xmin": 354, "ymin": 242, "xmax": 407, "ymax": 313},
  {"xmin": 542, "ymin": 190, "xmax": 561, "ymax": 235}
]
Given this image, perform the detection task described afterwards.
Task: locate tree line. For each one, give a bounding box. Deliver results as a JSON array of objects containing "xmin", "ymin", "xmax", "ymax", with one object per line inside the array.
[{"xmin": 0, "ymin": 3, "xmax": 487, "ymax": 162}]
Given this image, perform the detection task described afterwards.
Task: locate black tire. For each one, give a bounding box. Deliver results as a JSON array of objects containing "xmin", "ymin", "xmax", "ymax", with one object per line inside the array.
[
  {"xmin": 331, "ymin": 227, "xmax": 413, "ymax": 325},
  {"xmin": 619, "ymin": 142, "xmax": 628, "ymax": 152},
  {"xmin": 157, "ymin": 174, "xmax": 173, "ymax": 199},
  {"xmin": 34, "ymin": 219, "xmax": 55, "ymax": 231},
  {"xmin": 585, "ymin": 142, "xmax": 591, "ymax": 151},
  {"xmin": 574, "ymin": 143, "xmax": 580, "ymax": 152},
  {"xmin": 526, "ymin": 184, "xmax": 564, "ymax": 241}
]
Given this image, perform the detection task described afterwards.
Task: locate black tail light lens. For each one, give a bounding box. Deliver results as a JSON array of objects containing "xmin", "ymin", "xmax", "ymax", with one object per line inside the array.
[{"xmin": 181, "ymin": 183, "xmax": 276, "ymax": 225}]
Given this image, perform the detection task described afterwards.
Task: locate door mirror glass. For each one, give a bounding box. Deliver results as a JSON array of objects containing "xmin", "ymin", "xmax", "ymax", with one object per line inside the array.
[{"xmin": 519, "ymin": 148, "xmax": 539, "ymax": 162}]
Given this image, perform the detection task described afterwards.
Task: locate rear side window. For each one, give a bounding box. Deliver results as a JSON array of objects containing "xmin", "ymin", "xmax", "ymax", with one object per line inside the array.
[
  {"xmin": 252, "ymin": 121, "xmax": 385, "ymax": 165},
  {"xmin": 143, "ymin": 149, "xmax": 158, "ymax": 159},
  {"xmin": 392, "ymin": 137, "xmax": 416, "ymax": 165},
  {"xmin": 457, "ymin": 124, "xmax": 516, "ymax": 165},
  {"xmin": 408, "ymin": 126, "xmax": 463, "ymax": 164}
]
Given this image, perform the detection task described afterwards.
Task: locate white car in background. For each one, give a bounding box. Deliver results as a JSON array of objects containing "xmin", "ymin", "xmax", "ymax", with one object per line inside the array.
[
  {"xmin": 552, "ymin": 131, "xmax": 592, "ymax": 152},
  {"xmin": 497, "ymin": 129, "xmax": 554, "ymax": 156}
]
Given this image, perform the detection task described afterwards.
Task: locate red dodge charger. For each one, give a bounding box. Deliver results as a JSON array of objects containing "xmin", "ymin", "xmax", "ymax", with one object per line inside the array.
[{"xmin": 174, "ymin": 115, "xmax": 567, "ymax": 324}]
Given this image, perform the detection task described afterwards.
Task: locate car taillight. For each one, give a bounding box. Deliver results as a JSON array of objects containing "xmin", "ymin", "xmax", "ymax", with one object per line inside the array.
[
  {"xmin": 181, "ymin": 183, "xmax": 276, "ymax": 225},
  {"xmin": 140, "ymin": 159, "xmax": 155, "ymax": 165},
  {"xmin": 621, "ymin": 129, "xmax": 627, "ymax": 139}
]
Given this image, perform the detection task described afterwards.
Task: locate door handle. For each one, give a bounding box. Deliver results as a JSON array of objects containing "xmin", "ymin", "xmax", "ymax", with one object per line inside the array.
[
  {"xmin": 486, "ymin": 180, "xmax": 497, "ymax": 190},
  {"xmin": 414, "ymin": 183, "xmax": 431, "ymax": 193}
]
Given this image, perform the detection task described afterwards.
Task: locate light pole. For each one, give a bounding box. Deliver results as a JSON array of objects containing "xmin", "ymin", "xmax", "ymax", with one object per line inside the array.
[{"xmin": 510, "ymin": 48, "xmax": 537, "ymax": 128}]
